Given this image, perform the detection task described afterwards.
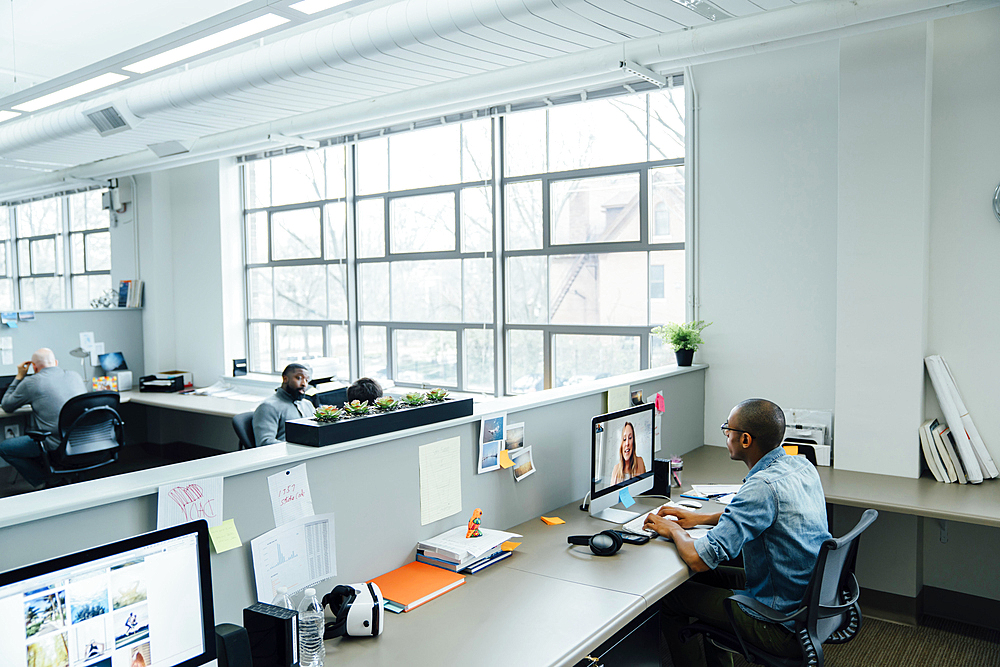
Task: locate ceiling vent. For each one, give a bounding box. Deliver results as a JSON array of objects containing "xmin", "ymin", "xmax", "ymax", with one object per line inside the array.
[{"xmin": 82, "ymin": 102, "xmax": 142, "ymax": 137}]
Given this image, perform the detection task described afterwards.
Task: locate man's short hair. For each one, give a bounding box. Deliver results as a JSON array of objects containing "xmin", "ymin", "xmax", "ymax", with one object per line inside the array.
[
  {"xmin": 734, "ymin": 398, "xmax": 785, "ymax": 450},
  {"xmin": 347, "ymin": 377, "xmax": 383, "ymax": 404},
  {"xmin": 281, "ymin": 363, "xmax": 311, "ymax": 379}
]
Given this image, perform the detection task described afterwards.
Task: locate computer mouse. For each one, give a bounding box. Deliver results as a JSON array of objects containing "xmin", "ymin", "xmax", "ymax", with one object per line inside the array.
[{"xmin": 677, "ymin": 500, "xmax": 702, "ymax": 510}]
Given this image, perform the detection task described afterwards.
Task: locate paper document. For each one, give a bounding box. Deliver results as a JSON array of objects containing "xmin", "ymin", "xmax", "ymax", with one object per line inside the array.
[
  {"xmin": 419, "ymin": 526, "xmax": 522, "ymax": 560},
  {"xmin": 691, "ymin": 484, "xmax": 743, "ymax": 496},
  {"xmin": 250, "ymin": 513, "xmax": 337, "ymax": 602},
  {"xmin": 157, "ymin": 476, "xmax": 224, "ymax": 529},
  {"xmin": 267, "ymin": 464, "xmax": 315, "ymax": 526},
  {"xmin": 607, "ymin": 385, "xmax": 630, "ymax": 413},
  {"xmin": 419, "ymin": 437, "xmax": 462, "ymax": 525}
]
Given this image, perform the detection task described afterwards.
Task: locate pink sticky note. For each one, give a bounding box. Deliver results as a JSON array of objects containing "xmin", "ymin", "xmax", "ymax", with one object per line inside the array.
[{"xmin": 655, "ymin": 392, "xmax": 665, "ymax": 413}]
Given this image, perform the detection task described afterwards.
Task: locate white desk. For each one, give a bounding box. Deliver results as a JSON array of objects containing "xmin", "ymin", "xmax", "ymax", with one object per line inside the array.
[{"xmin": 121, "ymin": 389, "xmax": 261, "ymax": 418}]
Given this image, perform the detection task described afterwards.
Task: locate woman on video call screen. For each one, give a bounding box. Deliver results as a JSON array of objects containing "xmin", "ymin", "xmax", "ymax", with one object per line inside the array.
[{"xmin": 598, "ymin": 412, "xmax": 652, "ymax": 491}]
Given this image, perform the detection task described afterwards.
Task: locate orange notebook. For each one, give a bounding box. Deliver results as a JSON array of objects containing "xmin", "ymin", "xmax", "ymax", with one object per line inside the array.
[{"xmin": 370, "ymin": 561, "xmax": 465, "ymax": 612}]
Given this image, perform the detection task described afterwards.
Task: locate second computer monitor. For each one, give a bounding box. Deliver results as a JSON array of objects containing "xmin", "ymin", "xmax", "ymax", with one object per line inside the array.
[{"xmin": 590, "ymin": 402, "xmax": 655, "ymax": 524}]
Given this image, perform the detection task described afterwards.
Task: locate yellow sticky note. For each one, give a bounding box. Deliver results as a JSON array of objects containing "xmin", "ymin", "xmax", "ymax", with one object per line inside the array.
[
  {"xmin": 541, "ymin": 516, "xmax": 565, "ymax": 526},
  {"xmin": 498, "ymin": 450, "xmax": 515, "ymax": 468},
  {"xmin": 209, "ymin": 519, "xmax": 242, "ymax": 553},
  {"xmin": 501, "ymin": 541, "xmax": 521, "ymax": 552}
]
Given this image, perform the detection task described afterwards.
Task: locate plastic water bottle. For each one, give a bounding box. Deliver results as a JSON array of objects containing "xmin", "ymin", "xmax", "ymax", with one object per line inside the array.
[
  {"xmin": 271, "ymin": 586, "xmax": 293, "ymax": 610},
  {"xmin": 297, "ymin": 587, "xmax": 325, "ymax": 667}
]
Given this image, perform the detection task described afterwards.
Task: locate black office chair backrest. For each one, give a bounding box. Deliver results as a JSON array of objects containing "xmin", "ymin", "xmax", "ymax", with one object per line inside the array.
[
  {"xmin": 51, "ymin": 391, "xmax": 124, "ymax": 467},
  {"xmin": 233, "ymin": 412, "xmax": 255, "ymax": 449}
]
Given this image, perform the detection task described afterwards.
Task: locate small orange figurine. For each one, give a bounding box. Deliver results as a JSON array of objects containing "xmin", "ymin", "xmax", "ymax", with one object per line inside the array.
[{"xmin": 466, "ymin": 508, "xmax": 483, "ymax": 538}]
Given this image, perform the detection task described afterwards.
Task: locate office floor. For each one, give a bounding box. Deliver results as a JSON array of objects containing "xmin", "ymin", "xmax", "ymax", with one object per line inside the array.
[
  {"xmin": 662, "ymin": 616, "xmax": 1000, "ymax": 666},
  {"xmin": 0, "ymin": 442, "xmax": 222, "ymax": 498}
]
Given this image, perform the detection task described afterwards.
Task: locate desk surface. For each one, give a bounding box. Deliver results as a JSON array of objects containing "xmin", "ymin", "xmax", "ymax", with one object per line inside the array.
[
  {"xmin": 682, "ymin": 445, "xmax": 1000, "ymax": 528},
  {"xmin": 120, "ymin": 389, "xmax": 261, "ymax": 418},
  {"xmin": 327, "ymin": 497, "xmax": 691, "ymax": 667}
]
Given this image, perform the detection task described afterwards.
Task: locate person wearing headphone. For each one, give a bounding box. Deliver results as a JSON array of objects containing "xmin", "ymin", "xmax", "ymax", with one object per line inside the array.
[
  {"xmin": 610, "ymin": 421, "xmax": 646, "ymax": 485},
  {"xmin": 644, "ymin": 398, "xmax": 830, "ymax": 667}
]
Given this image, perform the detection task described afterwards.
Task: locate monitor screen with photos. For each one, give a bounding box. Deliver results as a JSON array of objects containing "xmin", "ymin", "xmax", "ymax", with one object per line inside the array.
[
  {"xmin": 591, "ymin": 402, "xmax": 655, "ymax": 501},
  {"xmin": 0, "ymin": 520, "xmax": 216, "ymax": 667}
]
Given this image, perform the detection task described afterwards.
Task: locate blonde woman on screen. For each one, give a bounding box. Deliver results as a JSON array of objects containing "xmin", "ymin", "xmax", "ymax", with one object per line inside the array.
[{"xmin": 611, "ymin": 422, "xmax": 646, "ymax": 485}]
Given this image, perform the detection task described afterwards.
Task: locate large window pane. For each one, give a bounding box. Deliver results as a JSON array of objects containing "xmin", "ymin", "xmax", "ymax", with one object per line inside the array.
[
  {"xmin": 389, "ymin": 193, "xmax": 455, "ymax": 254},
  {"xmin": 505, "ymin": 180, "xmax": 542, "ymax": 250},
  {"xmin": 249, "ymin": 268, "xmax": 273, "ymax": 319},
  {"xmin": 325, "ymin": 144, "xmax": 347, "ymax": 200},
  {"xmin": 550, "ymin": 173, "xmax": 640, "ymax": 245},
  {"xmin": 650, "ymin": 334, "xmax": 673, "ymax": 369},
  {"xmin": 69, "ymin": 191, "xmax": 108, "ymax": 231},
  {"xmin": 504, "ymin": 109, "xmax": 546, "ymax": 177},
  {"xmin": 553, "ymin": 334, "xmax": 640, "ymax": 387},
  {"xmin": 84, "ymin": 232, "xmax": 111, "ymax": 272},
  {"xmin": 461, "ymin": 119, "xmax": 492, "ymax": 183},
  {"xmin": 20, "ymin": 277, "xmax": 63, "ymax": 310},
  {"xmin": 649, "ymin": 86, "xmax": 685, "ymax": 161},
  {"xmin": 275, "ymin": 325, "xmax": 324, "ymax": 367},
  {"xmin": 326, "ymin": 325, "xmax": 350, "ymax": 380},
  {"xmin": 390, "ymin": 125, "xmax": 460, "ymax": 191},
  {"xmin": 326, "ymin": 264, "xmax": 348, "ymax": 321},
  {"xmin": 246, "ymin": 212, "xmax": 268, "ymax": 263},
  {"xmin": 463, "ymin": 258, "xmax": 493, "ymax": 323},
  {"xmin": 361, "ymin": 326, "xmax": 387, "ymax": 380},
  {"xmin": 30, "ymin": 238, "xmax": 57, "ymax": 274},
  {"xmin": 274, "ymin": 265, "xmax": 327, "ymax": 319},
  {"xmin": 357, "ymin": 199, "xmax": 385, "ymax": 258},
  {"xmin": 461, "ymin": 187, "xmax": 492, "ymax": 253},
  {"xmin": 245, "ymin": 160, "xmax": 271, "ymax": 209},
  {"xmin": 549, "ymin": 98, "xmax": 646, "ymax": 172},
  {"xmin": 650, "ymin": 166, "xmax": 685, "ymax": 243},
  {"xmin": 72, "ymin": 274, "xmax": 111, "ymax": 309},
  {"xmin": 250, "ymin": 322, "xmax": 272, "ymax": 374},
  {"xmin": 71, "ymin": 234, "xmax": 85, "ymax": 274},
  {"xmin": 357, "ymin": 136, "xmax": 388, "ymax": 195},
  {"xmin": 271, "ymin": 151, "xmax": 325, "ymax": 206},
  {"xmin": 390, "ymin": 260, "xmax": 461, "ymax": 322},
  {"xmin": 649, "ymin": 250, "xmax": 685, "ymax": 326},
  {"xmin": 0, "ymin": 279, "xmax": 13, "ymax": 311},
  {"xmin": 271, "ymin": 208, "xmax": 321, "ymax": 261},
  {"xmin": 394, "ymin": 329, "xmax": 457, "ymax": 386},
  {"xmin": 323, "ymin": 202, "xmax": 347, "ymax": 260},
  {"xmin": 16, "ymin": 199, "xmax": 60, "ymax": 236},
  {"xmin": 506, "ymin": 256, "xmax": 547, "ymax": 324},
  {"xmin": 359, "ymin": 263, "xmax": 389, "ymax": 321},
  {"xmin": 549, "ymin": 252, "xmax": 647, "ymax": 326},
  {"xmin": 507, "ymin": 329, "xmax": 543, "ymax": 394},
  {"xmin": 464, "ymin": 328, "xmax": 494, "ymax": 393}
]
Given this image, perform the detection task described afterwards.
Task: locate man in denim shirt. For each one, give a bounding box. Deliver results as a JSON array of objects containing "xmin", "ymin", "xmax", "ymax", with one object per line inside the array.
[{"xmin": 644, "ymin": 398, "xmax": 830, "ymax": 667}]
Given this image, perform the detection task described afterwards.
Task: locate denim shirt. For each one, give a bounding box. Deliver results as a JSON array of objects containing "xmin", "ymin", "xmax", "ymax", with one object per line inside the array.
[{"xmin": 693, "ymin": 447, "xmax": 831, "ymax": 621}]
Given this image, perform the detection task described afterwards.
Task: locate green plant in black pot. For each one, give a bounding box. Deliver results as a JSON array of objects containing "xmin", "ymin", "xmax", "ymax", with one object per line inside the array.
[
  {"xmin": 313, "ymin": 406, "xmax": 344, "ymax": 423},
  {"xmin": 652, "ymin": 320, "xmax": 712, "ymax": 367}
]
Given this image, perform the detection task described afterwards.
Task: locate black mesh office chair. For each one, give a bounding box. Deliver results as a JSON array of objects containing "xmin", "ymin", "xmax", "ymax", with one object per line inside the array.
[
  {"xmin": 680, "ymin": 509, "xmax": 878, "ymax": 667},
  {"xmin": 233, "ymin": 412, "xmax": 255, "ymax": 450},
  {"xmin": 26, "ymin": 391, "xmax": 124, "ymax": 481}
]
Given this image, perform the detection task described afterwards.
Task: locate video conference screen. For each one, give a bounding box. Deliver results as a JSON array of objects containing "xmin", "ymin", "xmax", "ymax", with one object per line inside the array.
[
  {"xmin": 0, "ymin": 528, "xmax": 209, "ymax": 667},
  {"xmin": 593, "ymin": 406, "xmax": 654, "ymax": 496}
]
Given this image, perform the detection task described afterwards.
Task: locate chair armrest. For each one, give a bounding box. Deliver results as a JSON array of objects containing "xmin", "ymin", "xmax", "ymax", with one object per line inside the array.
[{"xmin": 25, "ymin": 430, "xmax": 50, "ymax": 443}]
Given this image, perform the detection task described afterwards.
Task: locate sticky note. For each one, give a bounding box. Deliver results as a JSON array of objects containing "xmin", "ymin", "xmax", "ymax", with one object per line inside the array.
[
  {"xmin": 501, "ymin": 541, "xmax": 521, "ymax": 552},
  {"xmin": 655, "ymin": 392, "xmax": 665, "ymax": 413},
  {"xmin": 498, "ymin": 450, "xmax": 515, "ymax": 468},
  {"xmin": 783, "ymin": 445, "xmax": 799, "ymax": 456},
  {"xmin": 541, "ymin": 516, "xmax": 565, "ymax": 525},
  {"xmin": 619, "ymin": 486, "xmax": 636, "ymax": 508},
  {"xmin": 209, "ymin": 519, "xmax": 242, "ymax": 553}
]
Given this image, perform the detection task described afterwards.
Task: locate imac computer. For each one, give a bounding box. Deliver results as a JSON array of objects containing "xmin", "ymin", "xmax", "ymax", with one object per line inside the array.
[
  {"xmin": 0, "ymin": 520, "xmax": 216, "ymax": 667},
  {"xmin": 590, "ymin": 402, "xmax": 656, "ymax": 524}
]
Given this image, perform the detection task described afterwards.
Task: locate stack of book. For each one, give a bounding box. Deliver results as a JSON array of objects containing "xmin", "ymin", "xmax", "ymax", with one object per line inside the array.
[
  {"xmin": 416, "ymin": 525, "xmax": 521, "ymax": 574},
  {"xmin": 417, "ymin": 544, "xmax": 511, "ymax": 573},
  {"xmin": 118, "ymin": 280, "xmax": 145, "ymax": 308}
]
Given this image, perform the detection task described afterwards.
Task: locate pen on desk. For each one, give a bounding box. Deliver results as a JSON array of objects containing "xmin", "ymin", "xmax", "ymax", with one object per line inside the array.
[{"xmin": 680, "ymin": 493, "xmax": 709, "ymax": 501}]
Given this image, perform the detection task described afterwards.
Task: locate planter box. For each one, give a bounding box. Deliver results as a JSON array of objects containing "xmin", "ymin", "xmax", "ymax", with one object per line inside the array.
[{"xmin": 285, "ymin": 398, "xmax": 474, "ymax": 447}]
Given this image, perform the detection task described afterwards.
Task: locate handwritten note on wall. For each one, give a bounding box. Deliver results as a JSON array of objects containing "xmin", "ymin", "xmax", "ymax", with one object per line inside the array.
[
  {"xmin": 157, "ymin": 476, "xmax": 224, "ymax": 529},
  {"xmin": 267, "ymin": 464, "xmax": 315, "ymax": 527}
]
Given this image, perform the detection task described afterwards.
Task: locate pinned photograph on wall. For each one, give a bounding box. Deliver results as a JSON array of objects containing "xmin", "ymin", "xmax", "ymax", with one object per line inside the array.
[
  {"xmin": 480, "ymin": 414, "xmax": 506, "ymax": 445},
  {"xmin": 504, "ymin": 423, "xmax": 524, "ymax": 451},
  {"xmin": 478, "ymin": 438, "xmax": 501, "ymax": 474},
  {"xmin": 631, "ymin": 389, "xmax": 644, "ymax": 406},
  {"xmin": 510, "ymin": 446, "xmax": 536, "ymax": 482}
]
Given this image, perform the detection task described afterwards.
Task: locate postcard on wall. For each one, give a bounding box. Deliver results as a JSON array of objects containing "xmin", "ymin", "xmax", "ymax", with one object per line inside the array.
[
  {"xmin": 510, "ymin": 447, "xmax": 536, "ymax": 482},
  {"xmin": 480, "ymin": 413, "xmax": 506, "ymax": 445},
  {"xmin": 267, "ymin": 464, "xmax": 315, "ymax": 527},
  {"xmin": 478, "ymin": 438, "xmax": 501, "ymax": 474},
  {"xmin": 505, "ymin": 422, "xmax": 524, "ymax": 451},
  {"xmin": 157, "ymin": 476, "xmax": 224, "ymax": 529}
]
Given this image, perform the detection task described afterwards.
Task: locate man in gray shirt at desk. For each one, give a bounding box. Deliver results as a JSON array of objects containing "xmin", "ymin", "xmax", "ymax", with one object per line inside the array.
[
  {"xmin": 0, "ymin": 348, "xmax": 86, "ymax": 488},
  {"xmin": 253, "ymin": 363, "xmax": 316, "ymax": 447}
]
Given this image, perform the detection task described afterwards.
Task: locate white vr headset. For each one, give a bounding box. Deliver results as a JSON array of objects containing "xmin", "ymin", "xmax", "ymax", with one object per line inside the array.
[{"xmin": 322, "ymin": 583, "xmax": 384, "ymax": 638}]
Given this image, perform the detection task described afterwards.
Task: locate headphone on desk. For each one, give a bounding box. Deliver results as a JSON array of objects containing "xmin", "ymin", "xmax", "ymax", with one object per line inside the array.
[{"xmin": 567, "ymin": 530, "xmax": 623, "ymax": 557}]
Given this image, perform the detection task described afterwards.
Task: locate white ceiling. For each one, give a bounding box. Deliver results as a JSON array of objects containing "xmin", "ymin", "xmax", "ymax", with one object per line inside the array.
[{"xmin": 0, "ymin": 0, "xmax": 847, "ymax": 198}]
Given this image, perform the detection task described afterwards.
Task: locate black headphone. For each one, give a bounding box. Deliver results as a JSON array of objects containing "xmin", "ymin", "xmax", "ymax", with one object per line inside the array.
[{"xmin": 567, "ymin": 530, "xmax": 623, "ymax": 557}]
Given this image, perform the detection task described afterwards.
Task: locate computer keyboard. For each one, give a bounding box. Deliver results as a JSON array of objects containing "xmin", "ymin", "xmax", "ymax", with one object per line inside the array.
[{"xmin": 621, "ymin": 502, "xmax": 684, "ymax": 536}]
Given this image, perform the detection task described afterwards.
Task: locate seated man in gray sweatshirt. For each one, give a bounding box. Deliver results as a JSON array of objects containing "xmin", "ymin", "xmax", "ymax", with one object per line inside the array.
[
  {"xmin": 252, "ymin": 363, "xmax": 316, "ymax": 447},
  {"xmin": 0, "ymin": 348, "xmax": 86, "ymax": 487}
]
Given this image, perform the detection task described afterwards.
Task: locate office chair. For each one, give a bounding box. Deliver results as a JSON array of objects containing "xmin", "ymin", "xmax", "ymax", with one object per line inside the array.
[
  {"xmin": 680, "ymin": 508, "xmax": 878, "ymax": 667},
  {"xmin": 26, "ymin": 391, "xmax": 124, "ymax": 483},
  {"xmin": 233, "ymin": 412, "xmax": 255, "ymax": 450}
]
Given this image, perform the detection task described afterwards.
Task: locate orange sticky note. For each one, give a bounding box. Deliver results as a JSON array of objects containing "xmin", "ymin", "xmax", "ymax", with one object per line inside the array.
[
  {"xmin": 783, "ymin": 445, "xmax": 799, "ymax": 456},
  {"xmin": 541, "ymin": 516, "xmax": 565, "ymax": 525},
  {"xmin": 501, "ymin": 541, "xmax": 521, "ymax": 551},
  {"xmin": 498, "ymin": 450, "xmax": 515, "ymax": 468}
]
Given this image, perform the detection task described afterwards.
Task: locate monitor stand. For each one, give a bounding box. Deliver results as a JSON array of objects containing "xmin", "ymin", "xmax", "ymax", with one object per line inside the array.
[{"xmin": 592, "ymin": 506, "xmax": 641, "ymax": 524}]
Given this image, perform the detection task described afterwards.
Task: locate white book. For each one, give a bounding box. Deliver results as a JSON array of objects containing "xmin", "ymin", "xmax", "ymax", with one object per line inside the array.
[
  {"xmin": 919, "ymin": 419, "xmax": 947, "ymax": 483},
  {"xmin": 938, "ymin": 356, "xmax": 999, "ymax": 479},
  {"xmin": 925, "ymin": 356, "xmax": 983, "ymax": 484},
  {"xmin": 933, "ymin": 424, "xmax": 964, "ymax": 484}
]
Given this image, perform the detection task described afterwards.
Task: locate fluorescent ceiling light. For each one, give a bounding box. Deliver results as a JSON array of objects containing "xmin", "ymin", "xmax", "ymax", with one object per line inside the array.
[
  {"xmin": 290, "ymin": 0, "xmax": 351, "ymax": 15},
  {"xmin": 123, "ymin": 13, "xmax": 290, "ymax": 75},
  {"xmin": 0, "ymin": 110, "xmax": 20, "ymax": 123},
  {"xmin": 12, "ymin": 73, "xmax": 130, "ymax": 113}
]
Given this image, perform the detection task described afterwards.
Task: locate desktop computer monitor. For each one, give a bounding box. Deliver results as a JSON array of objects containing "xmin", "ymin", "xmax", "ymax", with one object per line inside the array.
[
  {"xmin": 0, "ymin": 520, "xmax": 216, "ymax": 667},
  {"xmin": 590, "ymin": 402, "xmax": 656, "ymax": 524}
]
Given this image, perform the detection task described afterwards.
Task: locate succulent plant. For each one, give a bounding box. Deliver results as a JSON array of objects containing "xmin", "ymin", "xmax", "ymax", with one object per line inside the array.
[
  {"xmin": 313, "ymin": 406, "xmax": 344, "ymax": 423},
  {"xmin": 374, "ymin": 396, "xmax": 399, "ymax": 412},
  {"xmin": 425, "ymin": 388, "xmax": 449, "ymax": 402},
  {"xmin": 401, "ymin": 391, "xmax": 427, "ymax": 406},
  {"xmin": 343, "ymin": 399, "xmax": 371, "ymax": 416}
]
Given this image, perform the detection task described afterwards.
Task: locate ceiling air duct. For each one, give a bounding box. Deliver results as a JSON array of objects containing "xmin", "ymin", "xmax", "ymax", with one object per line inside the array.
[{"xmin": 82, "ymin": 102, "xmax": 142, "ymax": 137}]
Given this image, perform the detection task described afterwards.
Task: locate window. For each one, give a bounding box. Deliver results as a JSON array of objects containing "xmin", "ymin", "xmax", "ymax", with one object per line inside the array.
[
  {"xmin": 242, "ymin": 81, "xmax": 686, "ymax": 394},
  {"xmin": 2, "ymin": 189, "xmax": 112, "ymax": 310}
]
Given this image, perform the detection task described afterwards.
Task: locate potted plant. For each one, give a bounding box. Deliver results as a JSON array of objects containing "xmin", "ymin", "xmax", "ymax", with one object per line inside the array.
[{"xmin": 652, "ymin": 320, "xmax": 712, "ymax": 367}]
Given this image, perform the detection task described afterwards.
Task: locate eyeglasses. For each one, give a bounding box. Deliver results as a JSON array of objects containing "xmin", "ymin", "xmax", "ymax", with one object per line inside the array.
[{"xmin": 720, "ymin": 423, "xmax": 754, "ymax": 439}]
